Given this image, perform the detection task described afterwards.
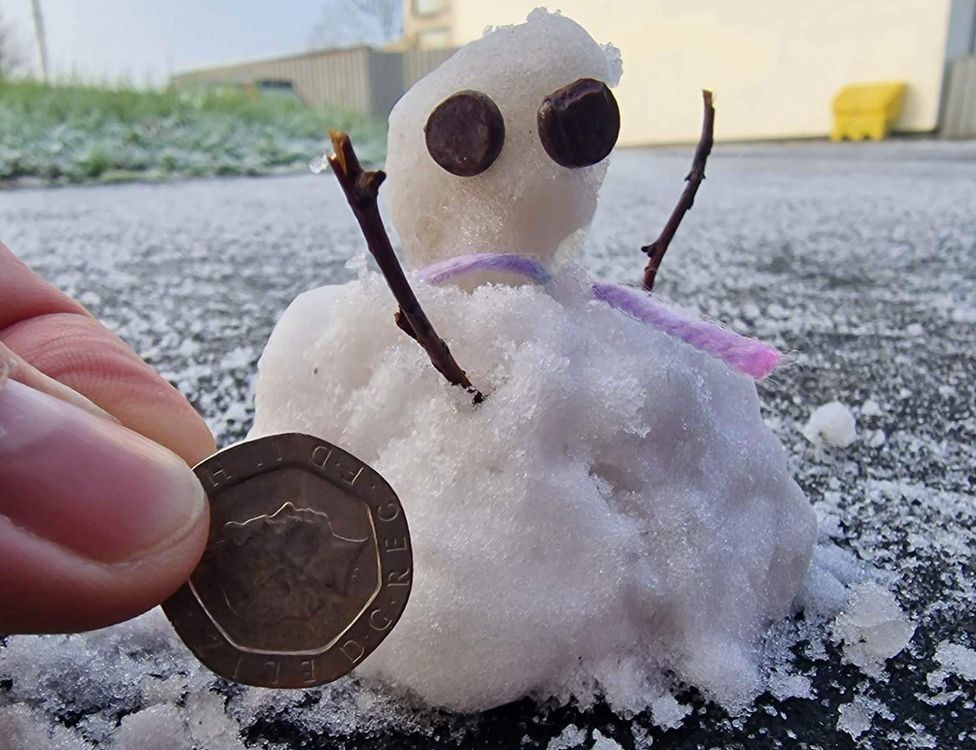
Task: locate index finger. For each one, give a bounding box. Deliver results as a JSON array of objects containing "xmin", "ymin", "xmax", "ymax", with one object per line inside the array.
[{"xmin": 0, "ymin": 242, "xmax": 215, "ymax": 465}]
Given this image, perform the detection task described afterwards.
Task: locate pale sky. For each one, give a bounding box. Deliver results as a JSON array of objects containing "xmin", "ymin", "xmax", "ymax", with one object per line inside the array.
[{"xmin": 3, "ymin": 0, "xmax": 360, "ymax": 85}]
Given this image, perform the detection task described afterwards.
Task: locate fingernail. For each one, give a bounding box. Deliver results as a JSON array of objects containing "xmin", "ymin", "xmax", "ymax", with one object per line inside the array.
[{"xmin": 0, "ymin": 379, "xmax": 206, "ymax": 563}]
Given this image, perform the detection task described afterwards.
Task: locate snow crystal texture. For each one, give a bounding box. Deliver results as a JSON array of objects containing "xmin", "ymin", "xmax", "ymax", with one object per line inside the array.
[{"xmin": 249, "ymin": 268, "xmax": 817, "ymax": 713}]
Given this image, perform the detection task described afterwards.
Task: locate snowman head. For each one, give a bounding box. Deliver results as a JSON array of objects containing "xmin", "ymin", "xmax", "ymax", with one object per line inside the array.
[{"xmin": 385, "ymin": 10, "xmax": 623, "ymax": 272}]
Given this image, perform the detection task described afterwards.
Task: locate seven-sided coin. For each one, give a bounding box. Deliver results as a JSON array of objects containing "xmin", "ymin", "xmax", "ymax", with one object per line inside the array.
[{"xmin": 163, "ymin": 432, "xmax": 411, "ymax": 688}]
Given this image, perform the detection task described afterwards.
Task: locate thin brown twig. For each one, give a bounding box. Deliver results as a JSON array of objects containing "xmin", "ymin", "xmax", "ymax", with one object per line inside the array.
[
  {"xmin": 641, "ymin": 90, "xmax": 715, "ymax": 291},
  {"xmin": 393, "ymin": 310, "xmax": 419, "ymax": 341},
  {"xmin": 326, "ymin": 129, "xmax": 484, "ymax": 404}
]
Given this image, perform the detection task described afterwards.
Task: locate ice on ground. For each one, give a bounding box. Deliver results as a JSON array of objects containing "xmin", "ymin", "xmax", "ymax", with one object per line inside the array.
[
  {"xmin": 936, "ymin": 642, "xmax": 976, "ymax": 680},
  {"xmin": 592, "ymin": 729, "xmax": 624, "ymax": 750},
  {"xmin": 797, "ymin": 541, "xmax": 867, "ymax": 614},
  {"xmin": 767, "ymin": 669, "xmax": 813, "ymax": 701},
  {"xmin": 111, "ymin": 705, "xmax": 193, "ymax": 750},
  {"xmin": 861, "ymin": 398, "xmax": 883, "ymax": 417},
  {"xmin": 802, "ymin": 401, "xmax": 857, "ymax": 448},
  {"xmin": 836, "ymin": 694, "xmax": 892, "ymax": 739},
  {"xmin": 647, "ymin": 691, "xmax": 691, "ymax": 730},
  {"xmin": 630, "ymin": 724, "xmax": 653, "ymax": 750},
  {"xmin": 833, "ymin": 582, "xmax": 916, "ymax": 678},
  {"xmin": 0, "ymin": 608, "xmax": 444, "ymax": 748},
  {"xmin": 251, "ymin": 267, "xmax": 817, "ymax": 713},
  {"xmin": 0, "ymin": 704, "xmax": 94, "ymax": 750},
  {"xmin": 905, "ymin": 725, "xmax": 939, "ymax": 748},
  {"xmin": 546, "ymin": 723, "xmax": 588, "ymax": 750},
  {"xmin": 385, "ymin": 10, "xmax": 621, "ymax": 271},
  {"xmin": 928, "ymin": 641, "xmax": 976, "ymax": 689}
]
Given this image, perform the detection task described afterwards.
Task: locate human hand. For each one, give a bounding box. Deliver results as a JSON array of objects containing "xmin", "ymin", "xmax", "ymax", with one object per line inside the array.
[{"xmin": 0, "ymin": 241, "xmax": 215, "ymax": 634}]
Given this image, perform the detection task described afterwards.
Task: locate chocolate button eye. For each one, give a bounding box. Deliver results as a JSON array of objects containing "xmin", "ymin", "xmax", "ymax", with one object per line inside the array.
[
  {"xmin": 424, "ymin": 90, "xmax": 505, "ymax": 177},
  {"xmin": 537, "ymin": 78, "xmax": 620, "ymax": 168}
]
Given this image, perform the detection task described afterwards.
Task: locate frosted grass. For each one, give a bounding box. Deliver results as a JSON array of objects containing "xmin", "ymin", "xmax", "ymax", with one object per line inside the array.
[{"xmin": 0, "ymin": 81, "xmax": 385, "ymax": 185}]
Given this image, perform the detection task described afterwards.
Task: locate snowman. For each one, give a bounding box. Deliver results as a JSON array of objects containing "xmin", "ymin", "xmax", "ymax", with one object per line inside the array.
[{"xmin": 251, "ymin": 10, "xmax": 816, "ymax": 715}]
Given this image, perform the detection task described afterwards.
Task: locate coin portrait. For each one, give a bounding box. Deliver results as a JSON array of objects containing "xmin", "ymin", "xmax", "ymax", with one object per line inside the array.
[{"xmin": 162, "ymin": 433, "xmax": 412, "ymax": 688}]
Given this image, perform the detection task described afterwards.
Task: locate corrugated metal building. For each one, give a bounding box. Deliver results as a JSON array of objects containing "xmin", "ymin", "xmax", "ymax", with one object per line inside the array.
[{"xmin": 171, "ymin": 46, "xmax": 455, "ymax": 119}]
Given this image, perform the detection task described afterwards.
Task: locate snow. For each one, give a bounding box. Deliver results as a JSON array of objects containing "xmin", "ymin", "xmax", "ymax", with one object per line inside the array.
[
  {"xmin": 767, "ymin": 669, "xmax": 813, "ymax": 701},
  {"xmin": 861, "ymin": 398, "xmax": 883, "ymax": 417},
  {"xmin": 591, "ymin": 729, "xmax": 624, "ymax": 750},
  {"xmin": 546, "ymin": 723, "xmax": 588, "ymax": 750},
  {"xmin": 802, "ymin": 400, "xmax": 857, "ymax": 448},
  {"xmin": 0, "ymin": 608, "xmax": 437, "ymax": 748},
  {"xmin": 647, "ymin": 691, "xmax": 691, "ymax": 730},
  {"xmin": 929, "ymin": 642, "xmax": 976, "ymax": 688},
  {"xmin": 0, "ymin": 704, "xmax": 94, "ymax": 750},
  {"xmin": 836, "ymin": 694, "xmax": 889, "ymax": 739},
  {"xmin": 630, "ymin": 724, "xmax": 653, "ymax": 749},
  {"xmin": 832, "ymin": 582, "xmax": 916, "ymax": 678},
  {"xmin": 385, "ymin": 11, "xmax": 621, "ymax": 272},
  {"xmin": 937, "ymin": 642, "xmax": 976, "ymax": 680},
  {"xmin": 111, "ymin": 705, "xmax": 193, "ymax": 750},
  {"xmin": 250, "ymin": 267, "xmax": 817, "ymax": 714},
  {"xmin": 866, "ymin": 428, "xmax": 886, "ymax": 447}
]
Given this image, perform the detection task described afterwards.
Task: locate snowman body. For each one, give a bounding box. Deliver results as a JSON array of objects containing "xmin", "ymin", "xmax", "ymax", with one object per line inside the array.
[{"xmin": 250, "ymin": 11, "xmax": 816, "ymax": 713}]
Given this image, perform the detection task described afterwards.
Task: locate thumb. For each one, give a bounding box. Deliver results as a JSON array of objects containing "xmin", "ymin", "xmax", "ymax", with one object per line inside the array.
[{"xmin": 0, "ymin": 375, "xmax": 209, "ymax": 634}]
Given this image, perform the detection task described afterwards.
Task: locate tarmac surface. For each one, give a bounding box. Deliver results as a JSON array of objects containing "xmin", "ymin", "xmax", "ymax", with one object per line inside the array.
[{"xmin": 1, "ymin": 140, "xmax": 974, "ymax": 748}]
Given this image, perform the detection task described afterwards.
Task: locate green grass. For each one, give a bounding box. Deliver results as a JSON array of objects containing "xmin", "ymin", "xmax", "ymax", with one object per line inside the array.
[{"xmin": 0, "ymin": 80, "xmax": 386, "ymax": 184}]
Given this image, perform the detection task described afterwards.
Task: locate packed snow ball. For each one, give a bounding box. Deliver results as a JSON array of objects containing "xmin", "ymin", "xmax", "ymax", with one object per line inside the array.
[
  {"xmin": 250, "ymin": 268, "xmax": 818, "ymax": 713},
  {"xmin": 802, "ymin": 400, "xmax": 858, "ymax": 448},
  {"xmin": 385, "ymin": 9, "xmax": 622, "ymax": 271}
]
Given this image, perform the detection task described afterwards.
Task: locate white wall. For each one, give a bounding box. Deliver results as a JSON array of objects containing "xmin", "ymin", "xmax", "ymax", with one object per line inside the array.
[{"xmin": 450, "ymin": 1, "xmax": 953, "ymax": 145}]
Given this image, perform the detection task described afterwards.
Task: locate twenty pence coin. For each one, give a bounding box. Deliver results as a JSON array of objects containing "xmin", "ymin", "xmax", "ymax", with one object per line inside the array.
[{"xmin": 162, "ymin": 433, "xmax": 412, "ymax": 688}]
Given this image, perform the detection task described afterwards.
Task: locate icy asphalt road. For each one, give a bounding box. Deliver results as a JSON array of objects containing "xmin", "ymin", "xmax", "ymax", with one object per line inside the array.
[{"xmin": 1, "ymin": 140, "xmax": 974, "ymax": 748}]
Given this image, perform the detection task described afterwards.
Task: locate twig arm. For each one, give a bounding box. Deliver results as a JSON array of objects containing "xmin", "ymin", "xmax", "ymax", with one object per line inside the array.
[
  {"xmin": 641, "ymin": 90, "xmax": 715, "ymax": 291},
  {"xmin": 326, "ymin": 130, "xmax": 483, "ymax": 403}
]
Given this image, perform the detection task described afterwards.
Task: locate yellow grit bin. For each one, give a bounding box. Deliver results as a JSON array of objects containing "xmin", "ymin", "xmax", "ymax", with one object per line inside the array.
[{"xmin": 831, "ymin": 83, "xmax": 908, "ymax": 141}]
